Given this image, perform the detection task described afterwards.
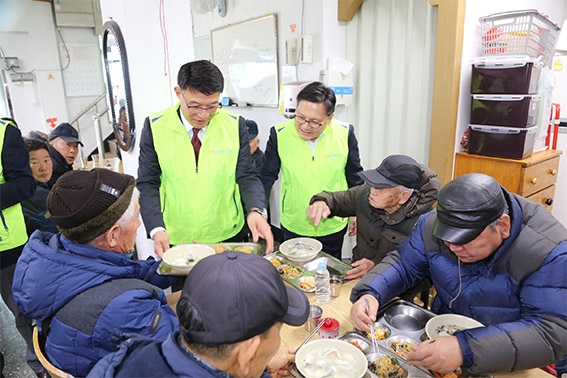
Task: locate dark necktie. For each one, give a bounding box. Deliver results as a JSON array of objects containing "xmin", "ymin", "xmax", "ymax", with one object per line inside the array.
[{"xmin": 191, "ymin": 128, "xmax": 201, "ymax": 163}]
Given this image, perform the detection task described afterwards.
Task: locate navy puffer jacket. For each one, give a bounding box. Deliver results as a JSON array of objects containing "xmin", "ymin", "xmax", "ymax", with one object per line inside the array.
[
  {"xmin": 351, "ymin": 191, "xmax": 567, "ymax": 375},
  {"xmin": 12, "ymin": 232, "xmax": 179, "ymax": 377}
]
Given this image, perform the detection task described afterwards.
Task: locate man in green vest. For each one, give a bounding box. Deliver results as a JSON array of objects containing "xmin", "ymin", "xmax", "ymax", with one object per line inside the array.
[
  {"xmin": 0, "ymin": 117, "xmax": 45, "ymax": 377},
  {"xmin": 137, "ymin": 60, "xmax": 273, "ymax": 258},
  {"xmin": 261, "ymin": 82, "xmax": 364, "ymax": 259}
]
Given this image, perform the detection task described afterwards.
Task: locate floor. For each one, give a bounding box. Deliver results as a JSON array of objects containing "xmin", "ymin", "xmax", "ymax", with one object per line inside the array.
[{"xmin": 0, "ymin": 300, "xmax": 35, "ymax": 378}]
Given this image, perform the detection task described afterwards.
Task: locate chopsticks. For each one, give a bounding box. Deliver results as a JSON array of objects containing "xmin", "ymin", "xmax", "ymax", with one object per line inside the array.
[
  {"xmin": 364, "ymin": 298, "xmax": 379, "ymax": 354},
  {"xmin": 294, "ymin": 318, "xmax": 326, "ymax": 354}
]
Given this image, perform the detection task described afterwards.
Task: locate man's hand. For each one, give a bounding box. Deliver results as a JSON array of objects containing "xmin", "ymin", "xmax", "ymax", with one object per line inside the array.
[
  {"xmin": 267, "ymin": 346, "xmax": 295, "ymax": 378},
  {"xmin": 306, "ymin": 201, "xmax": 331, "ymax": 226},
  {"xmin": 407, "ymin": 337, "xmax": 463, "ymax": 374},
  {"xmin": 350, "ymin": 294, "xmax": 378, "ymax": 333},
  {"xmin": 246, "ymin": 212, "xmax": 274, "ymax": 254},
  {"xmin": 345, "ymin": 258, "xmax": 374, "ymax": 280},
  {"xmin": 153, "ymin": 230, "xmax": 170, "ymax": 258},
  {"xmin": 348, "ymin": 217, "xmax": 357, "ymax": 236}
]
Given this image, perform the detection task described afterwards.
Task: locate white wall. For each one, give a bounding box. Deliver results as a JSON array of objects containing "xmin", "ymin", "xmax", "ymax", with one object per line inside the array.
[
  {"xmin": 0, "ymin": 0, "xmax": 68, "ymax": 134},
  {"xmin": 190, "ymin": 0, "xmax": 348, "ymax": 152}
]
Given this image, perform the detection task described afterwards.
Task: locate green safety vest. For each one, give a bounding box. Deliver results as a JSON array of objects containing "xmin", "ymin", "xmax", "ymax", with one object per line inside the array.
[
  {"xmin": 0, "ymin": 119, "xmax": 28, "ymax": 251},
  {"xmin": 276, "ymin": 119, "xmax": 350, "ymax": 236},
  {"xmin": 150, "ymin": 105, "xmax": 244, "ymax": 244}
]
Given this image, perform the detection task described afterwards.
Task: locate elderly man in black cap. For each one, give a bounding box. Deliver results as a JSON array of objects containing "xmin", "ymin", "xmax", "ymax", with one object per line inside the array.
[
  {"xmin": 88, "ymin": 251, "xmax": 310, "ymax": 378},
  {"xmin": 12, "ymin": 169, "xmax": 179, "ymax": 377},
  {"xmin": 350, "ymin": 173, "xmax": 567, "ymax": 376},
  {"xmin": 246, "ymin": 119, "xmax": 265, "ymax": 173},
  {"xmin": 47, "ymin": 122, "xmax": 83, "ymax": 188},
  {"xmin": 307, "ymin": 154, "xmax": 440, "ymax": 280}
]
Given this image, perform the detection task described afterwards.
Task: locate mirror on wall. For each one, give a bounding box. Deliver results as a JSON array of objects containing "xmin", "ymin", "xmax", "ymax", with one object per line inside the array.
[{"xmin": 102, "ymin": 20, "xmax": 135, "ymax": 152}]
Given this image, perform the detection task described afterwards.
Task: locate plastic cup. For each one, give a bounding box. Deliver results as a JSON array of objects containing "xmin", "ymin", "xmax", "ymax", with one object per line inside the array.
[
  {"xmin": 305, "ymin": 305, "xmax": 323, "ymax": 332},
  {"xmin": 329, "ymin": 275, "xmax": 343, "ymax": 297}
]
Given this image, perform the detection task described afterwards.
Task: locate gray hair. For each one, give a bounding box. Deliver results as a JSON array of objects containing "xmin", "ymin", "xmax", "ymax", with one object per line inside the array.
[
  {"xmin": 394, "ymin": 185, "xmax": 414, "ymax": 196},
  {"xmin": 87, "ymin": 188, "xmax": 140, "ymax": 246},
  {"xmin": 487, "ymin": 201, "xmax": 509, "ymax": 232}
]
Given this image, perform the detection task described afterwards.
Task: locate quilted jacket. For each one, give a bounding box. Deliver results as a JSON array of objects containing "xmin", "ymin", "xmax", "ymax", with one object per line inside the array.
[
  {"xmin": 351, "ymin": 190, "xmax": 567, "ymax": 375},
  {"xmin": 12, "ymin": 231, "xmax": 179, "ymax": 377}
]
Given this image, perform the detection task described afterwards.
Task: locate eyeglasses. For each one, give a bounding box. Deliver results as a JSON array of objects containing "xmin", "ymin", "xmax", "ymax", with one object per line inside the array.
[
  {"xmin": 294, "ymin": 113, "xmax": 329, "ymax": 129},
  {"xmin": 181, "ymin": 93, "xmax": 222, "ymax": 114}
]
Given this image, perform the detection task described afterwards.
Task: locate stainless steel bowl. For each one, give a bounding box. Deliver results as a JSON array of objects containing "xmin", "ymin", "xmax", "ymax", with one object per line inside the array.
[
  {"xmin": 367, "ymin": 322, "xmax": 391, "ymax": 341},
  {"xmin": 383, "ymin": 302, "xmax": 431, "ymax": 331}
]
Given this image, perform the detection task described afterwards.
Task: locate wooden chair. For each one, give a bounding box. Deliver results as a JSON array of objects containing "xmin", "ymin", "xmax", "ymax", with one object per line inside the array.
[{"xmin": 32, "ymin": 326, "xmax": 75, "ymax": 378}]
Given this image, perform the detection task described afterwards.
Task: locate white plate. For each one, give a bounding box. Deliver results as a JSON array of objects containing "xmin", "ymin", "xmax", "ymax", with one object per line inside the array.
[{"xmin": 425, "ymin": 314, "xmax": 483, "ymax": 340}]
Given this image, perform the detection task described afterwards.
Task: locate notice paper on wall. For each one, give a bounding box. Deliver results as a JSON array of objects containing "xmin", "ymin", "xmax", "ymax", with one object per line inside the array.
[{"xmin": 60, "ymin": 43, "xmax": 104, "ymax": 97}]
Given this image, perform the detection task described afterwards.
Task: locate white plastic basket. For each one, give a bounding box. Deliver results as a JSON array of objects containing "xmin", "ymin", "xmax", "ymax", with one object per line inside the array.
[{"xmin": 479, "ymin": 9, "xmax": 561, "ymax": 67}]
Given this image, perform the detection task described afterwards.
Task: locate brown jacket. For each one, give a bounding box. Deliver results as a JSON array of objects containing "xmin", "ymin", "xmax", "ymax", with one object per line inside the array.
[{"xmin": 310, "ymin": 165, "xmax": 440, "ymax": 265}]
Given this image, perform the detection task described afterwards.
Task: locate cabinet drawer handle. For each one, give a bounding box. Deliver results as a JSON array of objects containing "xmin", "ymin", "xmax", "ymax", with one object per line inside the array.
[
  {"xmin": 544, "ymin": 198, "xmax": 553, "ymax": 206},
  {"xmin": 548, "ymin": 169, "xmax": 557, "ymax": 176},
  {"xmin": 529, "ymin": 177, "xmax": 538, "ymax": 185}
]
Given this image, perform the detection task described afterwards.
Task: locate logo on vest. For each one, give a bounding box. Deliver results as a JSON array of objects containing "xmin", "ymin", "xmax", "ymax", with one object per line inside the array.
[
  {"xmin": 210, "ymin": 149, "xmax": 233, "ymax": 154},
  {"xmin": 323, "ymin": 153, "xmax": 345, "ymax": 159}
]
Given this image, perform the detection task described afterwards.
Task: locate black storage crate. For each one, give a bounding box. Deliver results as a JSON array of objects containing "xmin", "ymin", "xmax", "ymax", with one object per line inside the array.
[
  {"xmin": 467, "ymin": 125, "xmax": 537, "ymax": 160},
  {"xmin": 471, "ymin": 55, "xmax": 542, "ymax": 94},
  {"xmin": 470, "ymin": 94, "xmax": 540, "ymax": 127}
]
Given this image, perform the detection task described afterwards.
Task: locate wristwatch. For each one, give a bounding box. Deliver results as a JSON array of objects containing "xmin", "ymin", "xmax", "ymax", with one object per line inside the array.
[{"xmin": 251, "ymin": 208, "xmax": 268, "ymax": 221}]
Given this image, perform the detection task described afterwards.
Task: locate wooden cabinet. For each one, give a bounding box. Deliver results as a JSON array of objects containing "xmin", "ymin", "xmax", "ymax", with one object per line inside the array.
[{"xmin": 454, "ymin": 150, "xmax": 562, "ymax": 211}]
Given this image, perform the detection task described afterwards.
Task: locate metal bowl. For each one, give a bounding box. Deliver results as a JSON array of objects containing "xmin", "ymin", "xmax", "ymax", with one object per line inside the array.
[
  {"xmin": 383, "ymin": 302, "xmax": 431, "ymax": 331},
  {"xmin": 366, "ymin": 322, "xmax": 391, "ymax": 341},
  {"xmin": 279, "ymin": 237, "xmax": 321, "ymax": 263},
  {"xmin": 338, "ymin": 332, "xmax": 371, "ymax": 355}
]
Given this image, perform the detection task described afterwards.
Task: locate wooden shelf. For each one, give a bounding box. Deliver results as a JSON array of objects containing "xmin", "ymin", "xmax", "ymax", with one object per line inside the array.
[{"xmin": 454, "ymin": 150, "xmax": 562, "ymax": 211}]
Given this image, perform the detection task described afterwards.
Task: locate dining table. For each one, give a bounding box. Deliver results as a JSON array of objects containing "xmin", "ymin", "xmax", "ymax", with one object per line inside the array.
[{"xmin": 166, "ymin": 277, "xmax": 553, "ymax": 378}]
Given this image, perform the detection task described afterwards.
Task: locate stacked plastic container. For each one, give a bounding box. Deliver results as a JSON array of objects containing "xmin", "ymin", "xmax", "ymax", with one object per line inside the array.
[{"xmin": 467, "ymin": 10, "xmax": 561, "ymax": 160}]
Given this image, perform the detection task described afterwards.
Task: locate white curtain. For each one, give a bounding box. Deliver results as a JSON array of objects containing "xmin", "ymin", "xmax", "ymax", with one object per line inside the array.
[{"xmin": 346, "ymin": 0, "xmax": 438, "ymax": 169}]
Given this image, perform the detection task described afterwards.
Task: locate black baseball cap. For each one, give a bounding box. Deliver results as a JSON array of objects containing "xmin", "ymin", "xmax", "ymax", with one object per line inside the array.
[
  {"xmin": 179, "ymin": 251, "xmax": 309, "ymax": 345},
  {"xmin": 433, "ymin": 173, "xmax": 506, "ymax": 244},
  {"xmin": 245, "ymin": 119, "xmax": 259, "ymax": 140},
  {"xmin": 48, "ymin": 122, "xmax": 83, "ymax": 146},
  {"xmin": 359, "ymin": 154, "xmax": 423, "ymax": 189}
]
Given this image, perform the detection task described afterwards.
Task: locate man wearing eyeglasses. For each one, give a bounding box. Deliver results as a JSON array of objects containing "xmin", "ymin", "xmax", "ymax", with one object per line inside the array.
[
  {"xmin": 137, "ymin": 60, "xmax": 273, "ymax": 258},
  {"xmin": 261, "ymin": 82, "xmax": 363, "ymax": 259}
]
